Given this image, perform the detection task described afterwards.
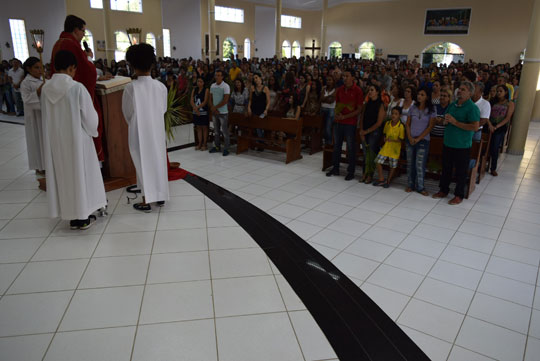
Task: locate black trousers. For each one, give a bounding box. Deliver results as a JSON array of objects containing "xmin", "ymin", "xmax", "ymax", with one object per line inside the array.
[{"xmin": 439, "ymin": 145, "xmax": 470, "ymax": 198}]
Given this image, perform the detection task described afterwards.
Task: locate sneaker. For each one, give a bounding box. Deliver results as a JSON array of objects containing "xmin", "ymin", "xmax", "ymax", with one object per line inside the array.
[
  {"xmin": 345, "ymin": 173, "xmax": 355, "ymax": 181},
  {"xmin": 78, "ymin": 215, "xmax": 97, "ymax": 230},
  {"xmin": 209, "ymin": 147, "xmax": 220, "ymax": 153},
  {"xmin": 133, "ymin": 203, "xmax": 152, "ymax": 213},
  {"xmin": 222, "ymin": 149, "xmax": 229, "ymax": 156},
  {"xmin": 70, "ymin": 220, "xmax": 79, "ymax": 230},
  {"xmin": 326, "ymin": 169, "xmax": 339, "ymax": 177}
]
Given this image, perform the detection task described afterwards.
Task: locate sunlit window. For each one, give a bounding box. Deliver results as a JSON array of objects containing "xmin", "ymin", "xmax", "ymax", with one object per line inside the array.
[
  {"xmin": 110, "ymin": 0, "xmax": 142, "ymax": 13},
  {"xmin": 146, "ymin": 32, "xmax": 156, "ymax": 53},
  {"xmin": 292, "ymin": 41, "xmax": 301, "ymax": 58},
  {"xmin": 281, "ymin": 15, "xmax": 301, "ymax": 29},
  {"xmin": 163, "ymin": 29, "xmax": 171, "ymax": 57},
  {"xmin": 282, "ymin": 40, "xmax": 291, "ymax": 58},
  {"xmin": 90, "ymin": 0, "xmax": 103, "ymax": 9},
  {"xmin": 114, "ymin": 31, "xmax": 130, "ymax": 61},
  {"xmin": 82, "ymin": 30, "xmax": 95, "ymax": 60},
  {"xmin": 244, "ymin": 38, "xmax": 251, "ymax": 59},
  {"xmin": 215, "ymin": 6, "xmax": 244, "ymax": 23},
  {"xmin": 8, "ymin": 19, "xmax": 29, "ymax": 61}
]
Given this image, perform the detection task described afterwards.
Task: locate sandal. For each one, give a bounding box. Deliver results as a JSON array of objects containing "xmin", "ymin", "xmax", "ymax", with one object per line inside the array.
[
  {"xmin": 364, "ymin": 175, "xmax": 372, "ymax": 184},
  {"xmin": 372, "ymin": 179, "xmax": 386, "ymax": 187},
  {"xmin": 133, "ymin": 203, "xmax": 152, "ymax": 213}
]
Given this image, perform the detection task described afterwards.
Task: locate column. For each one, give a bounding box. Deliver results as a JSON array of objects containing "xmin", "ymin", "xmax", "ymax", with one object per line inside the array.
[
  {"xmin": 208, "ymin": 0, "xmax": 216, "ymax": 61},
  {"xmin": 321, "ymin": 0, "xmax": 328, "ymax": 58},
  {"xmin": 532, "ymin": 76, "xmax": 540, "ymax": 122},
  {"xmin": 508, "ymin": 0, "xmax": 540, "ymax": 154},
  {"xmin": 275, "ymin": 0, "xmax": 282, "ymax": 58},
  {"xmin": 102, "ymin": 0, "xmax": 114, "ymax": 61}
]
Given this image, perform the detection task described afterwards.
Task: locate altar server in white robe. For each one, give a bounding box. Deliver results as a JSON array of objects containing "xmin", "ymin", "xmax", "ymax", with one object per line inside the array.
[
  {"xmin": 20, "ymin": 57, "xmax": 45, "ymax": 173},
  {"xmin": 122, "ymin": 43, "xmax": 169, "ymax": 213},
  {"xmin": 41, "ymin": 50, "xmax": 106, "ymax": 230}
]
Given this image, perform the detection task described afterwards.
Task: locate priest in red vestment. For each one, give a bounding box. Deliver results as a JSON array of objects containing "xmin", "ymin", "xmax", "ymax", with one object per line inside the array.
[{"xmin": 50, "ymin": 15, "xmax": 105, "ymax": 161}]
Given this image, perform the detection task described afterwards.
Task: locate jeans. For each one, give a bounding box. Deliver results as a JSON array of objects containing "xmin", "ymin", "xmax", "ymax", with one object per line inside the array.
[
  {"xmin": 362, "ymin": 128, "xmax": 381, "ymax": 177},
  {"xmin": 321, "ymin": 107, "xmax": 335, "ymax": 144},
  {"xmin": 406, "ymin": 139, "xmax": 430, "ymax": 192},
  {"xmin": 332, "ymin": 123, "xmax": 357, "ymax": 175},
  {"xmin": 440, "ymin": 145, "xmax": 470, "ymax": 198},
  {"xmin": 12, "ymin": 89, "xmax": 23, "ymax": 115},
  {"xmin": 472, "ymin": 129, "xmax": 482, "ymax": 141},
  {"xmin": 213, "ymin": 113, "xmax": 230, "ymax": 150},
  {"xmin": 489, "ymin": 128, "xmax": 506, "ymax": 172},
  {"xmin": 1, "ymin": 85, "xmax": 15, "ymax": 113}
]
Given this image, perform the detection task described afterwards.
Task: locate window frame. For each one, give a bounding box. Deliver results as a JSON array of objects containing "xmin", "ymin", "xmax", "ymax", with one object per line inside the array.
[
  {"xmin": 114, "ymin": 30, "xmax": 131, "ymax": 62},
  {"xmin": 110, "ymin": 0, "xmax": 143, "ymax": 13},
  {"xmin": 215, "ymin": 6, "xmax": 244, "ymax": 24},
  {"xmin": 8, "ymin": 19, "xmax": 29, "ymax": 62},
  {"xmin": 281, "ymin": 15, "xmax": 302, "ymax": 29}
]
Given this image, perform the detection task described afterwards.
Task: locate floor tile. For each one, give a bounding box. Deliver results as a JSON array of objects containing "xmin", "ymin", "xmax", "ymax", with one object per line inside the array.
[
  {"xmin": 215, "ymin": 313, "xmax": 304, "ymax": 361},
  {"xmin": 44, "ymin": 326, "xmax": 135, "ymax": 361},
  {"xmin": 59, "ymin": 286, "xmax": 143, "ymax": 331},
  {"xmin": 0, "ymin": 237, "xmax": 44, "ymax": 263},
  {"xmin": 79, "ymin": 255, "xmax": 150, "ymax": 288},
  {"xmin": 332, "ymin": 252, "xmax": 379, "ymax": 281},
  {"xmin": 455, "ymin": 317, "xmax": 526, "ymax": 361},
  {"xmin": 210, "ymin": 248, "xmax": 272, "ymax": 279},
  {"xmin": 132, "ymin": 320, "xmax": 217, "ymax": 361},
  {"xmin": 206, "ymin": 209, "xmax": 237, "ymax": 227},
  {"xmin": 326, "ymin": 217, "xmax": 371, "ymax": 237},
  {"xmin": 289, "ymin": 310, "xmax": 337, "ymax": 361},
  {"xmin": 308, "ymin": 229, "xmax": 356, "ymax": 250},
  {"xmin": 422, "ymin": 213, "xmax": 463, "ymax": 230},
  {"xmin": 492, "ymin": 242, "xmax": 540, "ymax": 266},
  {"xmin": 524, "ymin": 336, "xmax": 540, "ymax": 361},
  {"xmin": 528, "ymin": 309, "xmax": 540, "ymax": 339},
  {"xmin": 485, "ymin": 256, "xmax": 538, "ymax": 285},
  {"xmin": 388, "ymin": 206, "xmax": 428, "ymax": 222},
  {"xmin": 361, "ymin": 227, "xmax": 408, "ymax": 247},
  {"xmin": 398, "ymin": 235, "xmax": 446, "ymax": 258},
  {"xmin": 411, "ymin": 223, "xmax": 456, "ymax": 243},
  {"xmin": 329, "ymin": 192, "xmax": 367, "ymax": 207},
  {"xmin": 399, "ymin": 325, "xmax": 452, "ymax": 361},
  {"xmin": 366, "ymin": 264, "xmax": 424, "ymax": 296},
  {"xmin": 439, "ymin": 245, "xmax": 490, "ymax": 271},
  {"xmin": 207, "ymin": 226, "xmax": 257, "ymax": 249},
  {"xmin": 274, "ymin": 275, "xmax": 306, "ymax": 311},
  {"xmin": 0, "ymin": 219, "xmax": 58, "ymax": 239},
  {"xmin": 148, "ymin": 252, "xmax": 210, "ymax": 283},
  {"xmin": 458, "ymin": 221, "xmax": 501, "ymax": 240},
  {"xmin": 287, "ymin": 220, "xmax": 323, "ymax": 240},
  {"xmin": 357, "ymin": 199, "xmax": 396, "ymax": 214},
  {"xmin": 160, "ymin": 195, "xmax": 205, "ymax": 212},
  {"xmin": 344, "ymin": 238, "xmax": 395, "ymax": 262},
  {"xmin": 314, "ymin": 201, "xmax": 353, "ymax": 217},
  {"xmin": 415, "ymin": 278, "xmax": 474, "ymax": 314},
  {"xmin": 468, "ymin": 292, "xmax": 531, "ymax": 334},
  {"xmin": 384, "ymin": 249, "xmax": 436, "ymax": 275},
  {"xmin": 156, "ymin": 210, "xmax": 206, "ymax": 230},
  {"xmin": 447, "ymin": 346, "xmax": 496, "ymax": 361},
  {"xmin": 287, "ymin": 194, "xmax": 325, "ymax": 209},
  {"xmin": 0, "ymin": 190, "xmax": 40, "ymax": 203},
  {"xmin": 250, "ymin": 196, "xmax": 281, "ymax": 211},
  {"xmin": 14, "ymin": 202, "xmax": 50, "ymax": 219},
  {"xmin": 153, "ymin": 228, "xmax": 207, "ymax": 253},
  {"xmin": 32, "ymin": 235, "xmax": 100, "ymax": 261},
  {"xmin": 428, "ymin": 260, "xmax": 483, "ymax": 290},
  {"xmin": 376, "ymin": 215, "xmax": 418, "ymax": 233},
  {"xmin": 297, "ymin": 210, "xmax": 338, "ymax": 227},
  {"xmin": 0, "ymin": 262, "xmax": 24, "ymax": 294},
  {"xmin": 7, "ymin": 259, "xmax": 87, "ymax": 294},
  {"xmin": 269, "ymin": 203, "xmax": 309, "ymax": 219},
  {"xmin": 309, "ymin": 242, "xmax": 341, "ymax": 260},
  {"xmin": 0, "ymin": 291, "xmax": 72, "ymax": 336},
  {"xmin": 0, "ymin": 203, "xmax": 26, "ymax": 220},
  {"xmin": 361, "ymin": 282, "xmax": 410, "ymax": 320},
  {"xmin": 105, "ymin": 213, "xmax": 158, "ymax": 233},
  {"xmin": 94, "ymin": 232, "xmax": 154, "ymax": 257},
  {"xmin": 0, "ymin": 333, "xmax": 54, "ymax": 361},
  {"xmin": 213, "ymin": 275, "xmax": 285, "ymax": 317},
  {"xmin": 477, "ymin": 273, "xmax": 535, "ymax": 307},
  {"xmin": 449, "ymin": 232, "xmax": 496, "ymax": 254}
]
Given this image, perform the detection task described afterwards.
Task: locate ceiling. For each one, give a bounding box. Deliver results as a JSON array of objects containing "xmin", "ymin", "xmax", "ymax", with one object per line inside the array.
[{"xmin": 246, "ymin": 0, "xmax": 396, "ymax": 11}]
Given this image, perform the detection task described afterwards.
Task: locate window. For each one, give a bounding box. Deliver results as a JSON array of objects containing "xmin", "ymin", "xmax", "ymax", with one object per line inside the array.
[
  {"xmin": 422, "ymin": 42, "xmax": 464, "ymax": 67},
  {"xmin": 359, "ymin": 42, "xmax": 375, "ymax": 60},
  {"xmin": 223, "ymin": 37, "xmax": 236, "ymax": 60},
  {"xmin": 110, "ymin": 0, "xmax": 142, "ymax": 13},
  {"xmin": 114, "ymin": 31, "xmax": 130, "ymax": 61},
  {"xmin": 82, "ymin": 30, "xmax": 95, "ymax": 60},
  {"xmin": 244, "ymin": 38, "xmax": 251, "ymax": 59},
  {"xmin": 9, "ymin": 19, "xmax": 29, "ymax": 61},
  {"xmin": 163, "ymin": 29, "xmax": 171, "ymax": 57},
  {"xmin": 215, "ymin": 6, "xmax": 244, "ymax": 23},
  {"xmin": 328, "ymin": 41, "xmax": 342, "ymax": 59},
  {"xmin": 281, "ymin": 15, "xmax": 301, "ymax": 29},
  {"xmin": 90, "ymin": 0, "xmax": 103, "ymax": 8},
  {"xmin": 292, "ymin": 41, "xmax": 301, "ymax": 58},
  {"xmin": 146, "ymin": 32, "xmax": 156, "ymax": 52},
  {"xmin": 282, "ymin": 40, "xmax": 291, "ymax": 58}
]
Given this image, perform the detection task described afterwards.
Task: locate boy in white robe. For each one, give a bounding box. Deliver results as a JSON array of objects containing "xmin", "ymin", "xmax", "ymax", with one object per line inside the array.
[
  {"xmin": 41, "ymin": 50, "xmax": 107, "ymax": 230},
  {"xmin": 122, "ymin": 43, "xmax": 169, "ymax": 212},
  {"xmin": 20, "ymin": 57, "xmax": 45, "ymax": 173}
]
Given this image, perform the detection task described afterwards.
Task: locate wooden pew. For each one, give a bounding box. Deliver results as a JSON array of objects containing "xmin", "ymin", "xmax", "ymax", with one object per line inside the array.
[
  {"xmin": 229, "ymin": 114, "xmax": 303, "ymax": 164},
  {"xmin": 477, "ymin": 131, "xmax": 492, "ymax": 183},
  {"xmin": 301, "ymin": 115, "xmax": 323, "ymax": 155}
]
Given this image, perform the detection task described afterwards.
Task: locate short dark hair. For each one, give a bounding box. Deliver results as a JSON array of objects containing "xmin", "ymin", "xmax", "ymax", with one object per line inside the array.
[
  {"xmin": 392, "ymin": 106, "xmax": 403, "ymax": 114},
  {"xmin": 54, "ymin": 50, "xmax": 77, "ymax": 71},
  {"xmin": 126, "ymin": 43, "xmax": 155, "ymax": 72},
  {"xmin": 23, "ymin": 57, "xmax": 40, "ymax": 76},
  {"xmin": 64, "ymin": 15, "xmax": 86, "ymax": 33}
]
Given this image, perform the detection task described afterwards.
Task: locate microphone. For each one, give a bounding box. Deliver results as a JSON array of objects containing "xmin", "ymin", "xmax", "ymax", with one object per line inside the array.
[{"xmin": 83, "ymin": 41, "xmax": 90, "ymax": 52}]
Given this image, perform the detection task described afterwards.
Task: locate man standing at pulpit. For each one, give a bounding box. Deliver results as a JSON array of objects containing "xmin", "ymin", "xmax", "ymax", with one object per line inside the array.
[{"xmin": 50, "ymin": 15, "xmax": 104, "ymax": 161}]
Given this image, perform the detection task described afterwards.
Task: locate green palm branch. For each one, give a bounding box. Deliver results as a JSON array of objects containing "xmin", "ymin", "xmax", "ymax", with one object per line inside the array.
[{"xmin": 165, "ymin": 84, "xmax": 192, "ymax": 141}]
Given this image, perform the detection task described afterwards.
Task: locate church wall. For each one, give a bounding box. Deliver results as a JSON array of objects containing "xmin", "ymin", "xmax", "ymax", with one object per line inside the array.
[
  {"xmin": 0, "ymin": 0, "xmax": 66, "ymax": 62},
  {"xmin": 66, "ymin": 0, "xmax": 164, "ymax": 60},
  {"xmin": 325, "ymin": 0, "xmax": 534, "ymax": 64},
  {"xmin": 162, "ymin": 0, "xmax": 201, "ymax": 59}
]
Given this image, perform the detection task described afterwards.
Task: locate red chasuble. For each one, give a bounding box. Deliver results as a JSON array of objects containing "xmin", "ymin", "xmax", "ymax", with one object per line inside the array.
[{"xmin": 50, "ymin": 32, "xmax": 105, "ymax": 161}]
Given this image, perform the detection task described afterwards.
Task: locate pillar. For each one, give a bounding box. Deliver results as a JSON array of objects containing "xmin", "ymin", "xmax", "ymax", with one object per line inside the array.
[
  {"xmin": 532, "ymin": 76, "xmax": 540, "ymax": 122},
  {"xmin": 102, "ymin": 0, "xmax": 114, "ymax": 61},
  {"xmin": 508, "ymin": 0, "xmax": 540, "ymax": 154},
  {"xmin": 321, "ymin": 0, "xmax": 328, "ymax": 58},
  {"xmin": 275, "ymin": 0, "xmax": 282, "ymax": 58},
  {"xmin": 208, "ymin": 0, "xmax": 216, "ymax": 61}
]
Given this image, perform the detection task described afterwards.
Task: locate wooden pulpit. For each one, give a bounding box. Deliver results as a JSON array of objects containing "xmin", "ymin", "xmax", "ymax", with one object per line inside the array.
[{"xmin": 96, "ymin": 77, "xmax": 137, "ymax": 192}]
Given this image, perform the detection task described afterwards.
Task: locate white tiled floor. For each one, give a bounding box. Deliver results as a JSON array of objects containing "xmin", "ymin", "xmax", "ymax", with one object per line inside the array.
[{"xmin": 0, "ymin": 115, "xmax": 540, "ymax": 361}]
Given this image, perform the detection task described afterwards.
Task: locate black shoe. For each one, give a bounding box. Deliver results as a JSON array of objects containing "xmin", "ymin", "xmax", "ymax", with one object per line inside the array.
[
  {"xmin": 78, "ymin": 215, "xmax": 97, "ymax": 230},
  {"xmin": 326, "ymin": 169, "xmax": 339, "ymax": 177},
  {"xmin": 345, "ymin": 173, "xmax": 355, "ymax": 181},
  {"xmin": 133, "ymin": 203, "xmax": 152, "ymax": 213},
  {"xmin": 209, "ymin": 147, "xmax": 220, "ymax": 153},
  {"xmin": 70, "ymin": 220, "xmax": 79, "ymax": 230},
  {"xmin": 156, "ymin": 201, "xmax": 165, "ymax": 207}
]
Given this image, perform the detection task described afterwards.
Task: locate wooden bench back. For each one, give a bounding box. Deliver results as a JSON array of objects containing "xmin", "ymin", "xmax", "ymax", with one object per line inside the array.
[
  {"xmin": 230, "ymin": 114, "xmax": 303, "ymax": 138},
  {"xmin": 302, "ymin": 115, "xmax": 323, "ymax": 128}
]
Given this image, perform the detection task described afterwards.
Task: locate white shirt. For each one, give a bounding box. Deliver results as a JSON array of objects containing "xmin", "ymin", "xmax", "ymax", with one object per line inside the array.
[
  {"xmin": 321, "ymin": 87, "xmax": 336, "ymax": 109},
  {"xmin": 475, "ymin": 97, "xmax": 491, "ymax": 130},
  {"xmin": 8, "ymin": 67, "xmax": 24, "ymax": 92}
]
